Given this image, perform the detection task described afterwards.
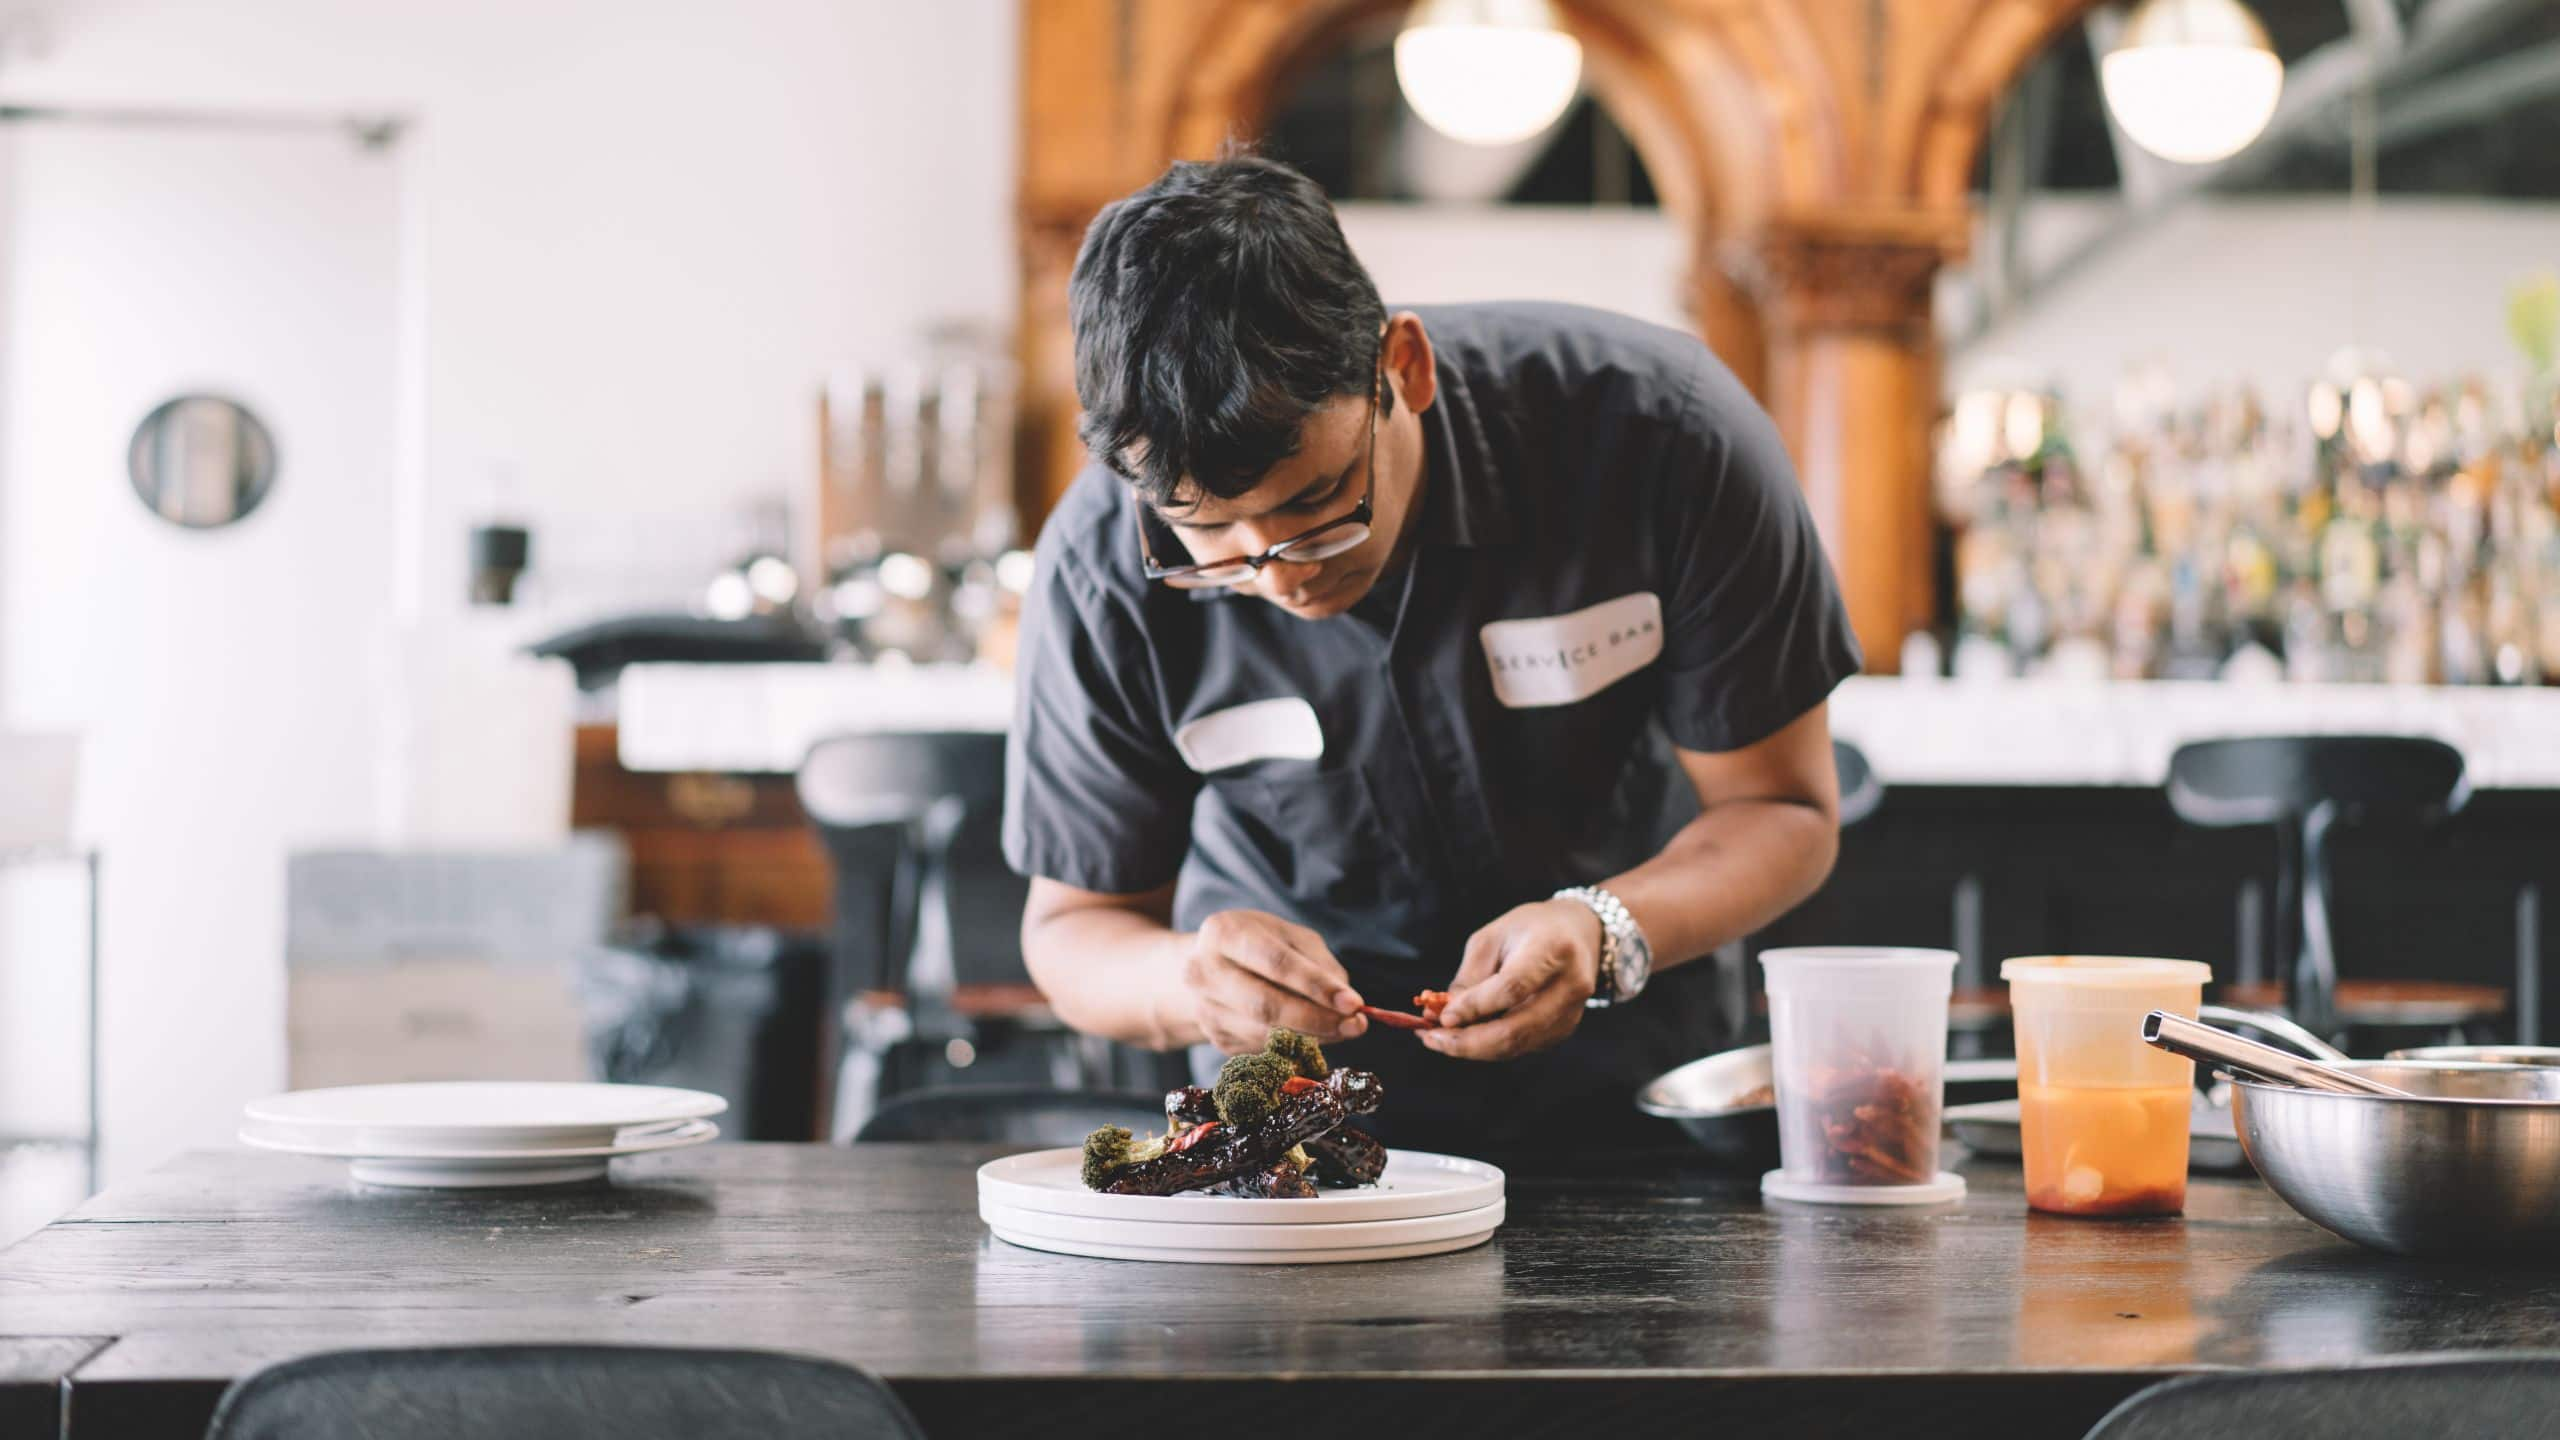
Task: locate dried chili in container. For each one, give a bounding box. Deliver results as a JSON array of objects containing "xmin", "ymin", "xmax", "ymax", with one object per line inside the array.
[{"xmin": 1759, "ymin": 948, "xmax": 1966, "ymax": 1206}]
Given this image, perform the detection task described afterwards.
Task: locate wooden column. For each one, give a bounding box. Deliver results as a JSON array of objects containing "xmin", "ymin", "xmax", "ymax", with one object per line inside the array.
[{"xmin": 1749, "ymin": 211, "xmax": 1961, "ymax": 675}]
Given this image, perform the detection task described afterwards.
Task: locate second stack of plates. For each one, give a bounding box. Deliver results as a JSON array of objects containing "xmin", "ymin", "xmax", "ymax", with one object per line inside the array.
[
  {"xmin": 240, "ymin": 1081, "xmax": 726, "ymax": 1188},
  {"xmin": 976, "ymin": 1147, "xmax": 1505, "ymax": 1264}
]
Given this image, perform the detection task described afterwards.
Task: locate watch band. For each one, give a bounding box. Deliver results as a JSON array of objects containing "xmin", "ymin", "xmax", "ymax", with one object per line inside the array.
[{"xmin": 1554, "ymin": 885, "xmax": 1651, "ymax": 1007}]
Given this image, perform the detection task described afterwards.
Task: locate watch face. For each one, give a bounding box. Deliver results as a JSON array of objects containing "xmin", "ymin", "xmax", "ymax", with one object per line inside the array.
[{"xmin": 1618, "ymin": 942, "xmax": 1651, "ymax": 998}]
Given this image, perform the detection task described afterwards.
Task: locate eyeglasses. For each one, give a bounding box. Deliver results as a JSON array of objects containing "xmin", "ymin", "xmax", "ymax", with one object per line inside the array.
[{"xmin": 1137, "ymin": 367, "xmax": 1380, "ymax": 590}]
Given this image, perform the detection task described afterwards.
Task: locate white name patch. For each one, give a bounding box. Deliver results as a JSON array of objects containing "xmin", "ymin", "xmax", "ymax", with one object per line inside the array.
[
  {"xmin": 1479, "ymin": 591, "xmax": 1665, "ymax": 708},
  {"xmin": 1173, "ymin": 697, "xmax": 1326, "ymax": 773}
]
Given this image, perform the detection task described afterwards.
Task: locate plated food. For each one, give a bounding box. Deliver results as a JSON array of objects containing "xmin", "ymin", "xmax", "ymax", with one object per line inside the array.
[{"xmin": 1080, "ymin": 1028, "xmax": 1388, "ymax": 1199}]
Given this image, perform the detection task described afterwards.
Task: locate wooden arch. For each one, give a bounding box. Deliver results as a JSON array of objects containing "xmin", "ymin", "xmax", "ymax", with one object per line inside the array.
[{"xmin": 1016, "ymin": 0, "xmax": 2111, "ymax": 669}]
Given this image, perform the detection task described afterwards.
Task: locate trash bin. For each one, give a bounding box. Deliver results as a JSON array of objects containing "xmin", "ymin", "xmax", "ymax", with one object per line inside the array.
[{"xmin": 578, "ymin": 923, "xmax": 826, "ymax": 1141}]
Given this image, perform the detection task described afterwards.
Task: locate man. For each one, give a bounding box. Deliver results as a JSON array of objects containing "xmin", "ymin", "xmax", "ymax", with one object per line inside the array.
[{"xmin": 1002, "ymin": 154, "xmax": 1859, "ymax": 1151}]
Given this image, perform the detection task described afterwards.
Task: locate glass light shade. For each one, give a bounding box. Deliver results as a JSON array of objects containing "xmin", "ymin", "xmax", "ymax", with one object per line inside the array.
[
  {"xmin": 1394, "ymin": 0, "xmax": 1582, "ymax": 147},
  {"xmin": 2100, "ymin": 0, "xmax": 2283, "ymax": 165}
]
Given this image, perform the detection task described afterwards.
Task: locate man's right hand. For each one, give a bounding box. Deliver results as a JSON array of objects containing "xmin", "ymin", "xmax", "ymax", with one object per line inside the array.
[{"xmin": 1180, "ymin": 910, "xmax": 1369, "ymax": 1053}]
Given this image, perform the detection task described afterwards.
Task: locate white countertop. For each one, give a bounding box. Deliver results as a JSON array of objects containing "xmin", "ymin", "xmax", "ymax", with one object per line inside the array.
[{"xmin": 614, "ymin": 663, "xmax": 2560, "ymax": 790}]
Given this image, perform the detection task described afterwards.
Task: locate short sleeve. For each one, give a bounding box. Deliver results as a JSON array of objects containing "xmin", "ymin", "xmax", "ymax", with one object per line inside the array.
[
  {"xmin": 1002, "ymin": 545, "xmax": 1200, "ymax": 893},
  {"xmin": 1652, "ymin": 363, "xmax": 1864, "ymax": 753}
]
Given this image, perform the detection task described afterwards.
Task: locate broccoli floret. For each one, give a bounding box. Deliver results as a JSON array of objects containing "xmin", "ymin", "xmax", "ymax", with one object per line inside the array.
[
  {"xmin": 1081, "ymin": 1124, "xmax": 1177, "ymax": 1188},
  {"xmin": 1080, "ymin": 1126, "xmax": 1134, "ymax": 1189},
  {"xmin": 1213, "ymin": 1051, "xmax": 1295, "ymax": 1126},
  {"xmin": 1265, "ymin": 1027, "xmax": 1329, "ymax": 1080}
]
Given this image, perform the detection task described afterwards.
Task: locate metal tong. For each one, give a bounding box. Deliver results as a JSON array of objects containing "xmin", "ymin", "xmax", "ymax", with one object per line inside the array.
[{"xmin": 2142, "ymin": 1011, "xmax": 2415, "ymax": 1098}]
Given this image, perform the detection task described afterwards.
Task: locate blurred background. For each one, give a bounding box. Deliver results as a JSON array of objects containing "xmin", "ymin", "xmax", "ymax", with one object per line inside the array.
[{"xmin": 1, "ymin": 0, "xmax": 2555, "ymax": 1240}]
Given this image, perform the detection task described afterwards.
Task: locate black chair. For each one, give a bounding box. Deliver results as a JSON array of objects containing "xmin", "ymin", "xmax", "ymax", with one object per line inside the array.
[
  {"xmin": 205, "ymin": 1345, "xmax": 923, "ymax": 1440},
  {"xmin": 1719, "ymin": 739, "xmax": 1890, "ymax": 1042},
  {"xmin": 800, "ymin": 732, "xmax": 1184, "ymax": 1136},
  {"xmin": 852, "ymin": 1085, "xmax": 1169, "ymax": 1146},
  {"xmin": 1834, "ymin": 737, "xmax": 1882, "ymax": 828},
  {"xmin": 2083, "ymin": 1354, "xmax": 2560, "ymax": 1439},
  {"xmin": 801, "ymin": 731, "xmax": 1045, "ymax": 1128},
  {"xmin": 2166, "ymin": 735, "xmax": 2491, "ymax": 1043}
]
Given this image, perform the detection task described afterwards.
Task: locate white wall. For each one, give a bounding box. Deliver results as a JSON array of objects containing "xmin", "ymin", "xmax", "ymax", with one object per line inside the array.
[
  {"xmin": 1949, "ymin": 196, "xmax": 2560, "ymax": 414},
  {"xmin": 3, "ymin": 0, "xmax": 1018, "ymax": 628},
  {"xmin": 0, "ymin": 1, "xmax": 1018, "ymax": 1182},
  {"xmin": 0, "ymin": 125, "xmax": 402, "ymax": 1188}
]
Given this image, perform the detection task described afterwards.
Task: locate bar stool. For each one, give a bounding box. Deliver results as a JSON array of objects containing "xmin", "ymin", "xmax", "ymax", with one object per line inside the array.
[
  {"xmin": 1726, "ymin": 740, "xmax": 1892, "ymax": 1040},
  {"xmin": 1835, "ymin": 737, "xmax": 1882, "ymax": 827},
  {"xmin": 2166, "ymin": 735, "xmax": 2499, "ymax": 1045},
  {"xmin": 799, "ymin": 732, "xmax": 1095, "ymax": 1136}
]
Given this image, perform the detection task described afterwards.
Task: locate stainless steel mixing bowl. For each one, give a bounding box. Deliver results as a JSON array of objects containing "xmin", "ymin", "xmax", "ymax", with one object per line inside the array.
[{"xmin": 2230, "ymin": 1061, "xmax": 2560, "ymax": 1258}]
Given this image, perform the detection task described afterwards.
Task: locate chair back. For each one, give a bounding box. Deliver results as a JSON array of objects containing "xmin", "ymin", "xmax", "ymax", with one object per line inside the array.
[
  {"xmin": 2084, "ymin": 1354, "xmax": 2560, "ymax": 1440},
  {"xmin": 205, "ymin": 1345, "xmax": 923, "ymax": 1440},
  {"xmin": 1834, "ymin": 738, "xmax": 1883, "ymax": 828},
  {"xmin": 797, "ymin": 731, "xmax": 1030, "ymax": 996},
  {"xmin": 2166, "ymin": 736, "xmax": 2468, "ymax": 830},
  {"xmin": 852, "ymin": 1085, "xmax": 1167, "ymax": 1146}
]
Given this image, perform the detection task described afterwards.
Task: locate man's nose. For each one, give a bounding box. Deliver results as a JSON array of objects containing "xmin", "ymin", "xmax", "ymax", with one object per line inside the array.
[{"xmin": 1255, "ymin": 556, "xmax": 1324, "ymax": 602}]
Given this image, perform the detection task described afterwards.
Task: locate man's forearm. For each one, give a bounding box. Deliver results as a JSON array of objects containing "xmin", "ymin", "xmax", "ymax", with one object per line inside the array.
[
  {"xmin": 1603, "ymin": 798, "xmax": 1839, "ymax": 972},
  {"xmin": 1021, "ymin": 904, "xmax": 1203, "ymax": 1050}
]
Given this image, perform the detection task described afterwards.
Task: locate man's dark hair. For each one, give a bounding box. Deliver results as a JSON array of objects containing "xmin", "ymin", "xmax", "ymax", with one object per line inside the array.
[{"xmin": 1069, "ymin": 154, "xmax": 1387, "ymax": 509}]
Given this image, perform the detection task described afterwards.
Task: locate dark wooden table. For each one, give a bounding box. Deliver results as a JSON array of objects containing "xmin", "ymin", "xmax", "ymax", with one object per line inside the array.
[{"xmin": 7, "ymin": 1143, "xmax": 2560, "ymax": 1439}]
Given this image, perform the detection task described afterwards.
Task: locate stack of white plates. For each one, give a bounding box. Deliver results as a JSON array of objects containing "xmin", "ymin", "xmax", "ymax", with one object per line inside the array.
[
  {"xmin": 976, "ymin": 1147, "xmax": 1505, "ymax": 1264},
  {"xmin": 239, "ymin": 1082, "xmax": 726, "ymax": 1188}
]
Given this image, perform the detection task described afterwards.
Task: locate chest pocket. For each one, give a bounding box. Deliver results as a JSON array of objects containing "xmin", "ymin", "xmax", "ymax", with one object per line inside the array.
[{"xmin": 1208, "ymin": 763, "xmax": 1413, "ymax": 912}]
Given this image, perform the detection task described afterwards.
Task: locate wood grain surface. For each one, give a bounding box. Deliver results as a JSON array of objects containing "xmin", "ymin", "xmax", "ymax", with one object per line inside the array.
[{"xmin": 8, "ymin": 1143, "xmax": 2560, "ymax": 1438}]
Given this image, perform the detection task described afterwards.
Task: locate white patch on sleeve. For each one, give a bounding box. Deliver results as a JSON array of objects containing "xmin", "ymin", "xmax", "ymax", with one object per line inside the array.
[
  {"xmin": 1172, "ymin": 697, "xmax": 1326, "ymax": 773},
  {"xmin": 1478, "ymin": 591, "xmax": 1665, "ymax": 708}
]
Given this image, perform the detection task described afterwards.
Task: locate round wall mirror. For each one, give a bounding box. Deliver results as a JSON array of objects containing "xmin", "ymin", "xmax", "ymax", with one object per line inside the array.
[{"xmin": 127, "ymin": 394, "xmax": 278, "ymax": 529}]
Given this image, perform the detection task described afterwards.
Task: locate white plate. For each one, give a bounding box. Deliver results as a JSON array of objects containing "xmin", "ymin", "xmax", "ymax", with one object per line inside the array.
[
  {"xmin": 988, "ymin": 1222, "xmax": 1499, "ymax": 1265},
  {"xmin": 981, "ymin": 1196, "xmax": 1506, "ymax": 1251},
  {"xmin": 243, "ymin": 1082, "xmax": 727, "ymax": 1150},
  {"xmin": 977, "ymin": 1147, "xmax": 1503, "ymax": 1224},
  {"xmin": 237, "ymin": 1117, "xmax": 719, "ymax": 1188}
]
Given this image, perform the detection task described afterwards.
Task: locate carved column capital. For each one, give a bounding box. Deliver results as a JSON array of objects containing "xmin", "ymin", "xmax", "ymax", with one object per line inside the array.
[{"xmin": 1736, "ymin": 208, "xmax": 1967, "ymax": 339}]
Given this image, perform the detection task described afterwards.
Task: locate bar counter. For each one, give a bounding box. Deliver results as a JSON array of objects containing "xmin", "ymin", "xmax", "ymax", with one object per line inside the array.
[
  {"xmin": 8, "ymin": 1143, "xmax": 2560, "ymax": 1438},
  {"xmin": 612, "ymin": 665, "xmax": 2560, "ymax": 786}
]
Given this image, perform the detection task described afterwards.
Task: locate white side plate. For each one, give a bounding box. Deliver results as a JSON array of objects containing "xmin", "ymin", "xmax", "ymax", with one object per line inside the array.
[
  {"xmin": 243, "ymin": 1082, "xmax": 727, "ymax": 1149},
  {"xmin": 237, "ymin": 1117, "xmax": 719, "ymax": 1189},
  {"xmin": 977, "ymin": 1147, "xmax": 1503, "ymax": 1225}
]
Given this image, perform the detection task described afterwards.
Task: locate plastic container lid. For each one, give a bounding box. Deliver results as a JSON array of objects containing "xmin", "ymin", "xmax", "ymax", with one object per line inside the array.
[
  {"xmin": 1761, "ymin": 948, "xmax": 1958, "ymax": 993},
  {"xmin": 2000, "ymin": 955, "xmax": 2212, "ymax": 987},
  {"xmin": 1761, "ymin": 1170, "xmax": 1967, "ymax": 1207},
  {"xmin": 1763, "ymin": 946, "xmax": 1960, "ymax": 971}
]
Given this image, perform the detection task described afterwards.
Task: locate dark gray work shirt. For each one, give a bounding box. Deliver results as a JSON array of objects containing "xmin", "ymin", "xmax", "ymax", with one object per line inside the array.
[{"xmin": 1002, "ymin": 301, "xmax": 1860, "ymax": 1150}]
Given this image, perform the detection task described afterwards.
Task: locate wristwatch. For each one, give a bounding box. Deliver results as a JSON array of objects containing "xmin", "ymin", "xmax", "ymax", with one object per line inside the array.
[{"xmin": 1553, "ymin": 885, "xmax": 1652, "ymax": 1007}]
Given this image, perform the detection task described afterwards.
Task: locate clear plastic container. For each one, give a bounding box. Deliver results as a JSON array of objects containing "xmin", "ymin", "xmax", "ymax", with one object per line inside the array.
[
  {"xmin": 2001, "ymin": 955, "xmax": 2212, "ymax": 1217},
  {"xmin": 1760, "ymin": 947, "xmax": 1963, "ymax": 1206}
]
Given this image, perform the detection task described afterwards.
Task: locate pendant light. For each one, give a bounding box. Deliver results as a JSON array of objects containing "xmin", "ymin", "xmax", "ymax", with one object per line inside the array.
[
  {"xmin": 2099, "ymin": 0, "xmax": 2285, "ymax": 165},
  {"xmin": 1393, "ymin": 0, "xmax": 1582, "ymax": 147}
]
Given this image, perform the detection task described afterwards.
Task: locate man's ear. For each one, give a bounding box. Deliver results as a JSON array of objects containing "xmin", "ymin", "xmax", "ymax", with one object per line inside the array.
[{"xmin": 1383, "ymin": 311, "xmax": 1437, "ymax": 415}]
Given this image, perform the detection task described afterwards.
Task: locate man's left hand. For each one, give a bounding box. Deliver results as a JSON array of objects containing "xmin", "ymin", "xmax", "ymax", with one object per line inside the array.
[{"xmin": 1424, "ymin": 899, "xmax": 1601, "ymax": 1061}]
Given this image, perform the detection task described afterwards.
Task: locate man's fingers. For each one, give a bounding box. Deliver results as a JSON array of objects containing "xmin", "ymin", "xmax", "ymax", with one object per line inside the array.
[
  {"xmin": 1439, "ymin": 944, "xmax": 1563, "ymax": 1028},
  {"xmin": 1424, "ymin": 991, "xmax": 1574, "ymax": 1060},
  {"xmin": 1205, "ymin": 976, "xmax": 1364, "ymax": 1043},
  {"xmin": 1433, "ymin": 925, "xmax": 1510, "ymax": 1028},
  {"xmin": 1205, "ymin": 917, "xmax": 1362, "ymax": 1014},
  {"xmin": 1448, "ymin": 926, "xmax": 1504, "ymax": 990}
]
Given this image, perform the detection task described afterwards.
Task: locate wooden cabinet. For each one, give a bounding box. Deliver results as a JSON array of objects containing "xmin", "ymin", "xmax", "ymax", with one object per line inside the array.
[{"xmin": 570, "ymin": 725, "xmax": 831, "ymax": 931}]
